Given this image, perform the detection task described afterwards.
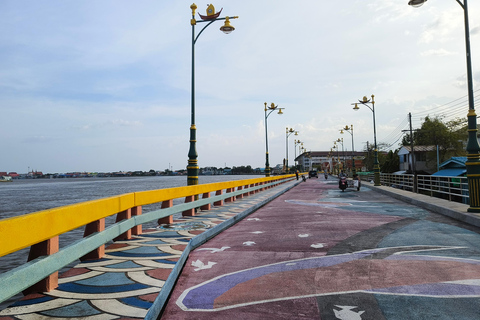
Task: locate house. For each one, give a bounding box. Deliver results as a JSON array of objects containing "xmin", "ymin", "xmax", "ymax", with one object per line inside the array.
[
  {"xmin": 432, "ymin": 157, "xmax": 467, "ymax": 177},
  {"xmin": 398, "ymin": 145, "xmax": 436, "ymax": 174}
]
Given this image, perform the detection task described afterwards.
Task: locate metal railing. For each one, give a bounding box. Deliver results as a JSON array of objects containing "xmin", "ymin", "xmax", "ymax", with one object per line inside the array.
[
  {"xmin": 359, "ymin": 173, "xmax": 469, "ymax": 204},
  {"xmin": 417, "ymin": 175, "xmax": 468, "ymax": 203}
]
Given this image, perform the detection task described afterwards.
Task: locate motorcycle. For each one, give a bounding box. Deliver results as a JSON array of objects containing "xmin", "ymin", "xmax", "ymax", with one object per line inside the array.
[{"xmin": 339, "ymin": 176, "xmax": 347, "ymax": 192}]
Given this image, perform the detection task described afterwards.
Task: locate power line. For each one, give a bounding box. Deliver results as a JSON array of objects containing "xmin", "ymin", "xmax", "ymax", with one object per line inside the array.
[
  {"xmin": 413, "ymin": 89, "xmax": 480, "ymax": 120},
  {"xmin": 379, "ymin": 115, "xmax": 409, "ymax": 150}
]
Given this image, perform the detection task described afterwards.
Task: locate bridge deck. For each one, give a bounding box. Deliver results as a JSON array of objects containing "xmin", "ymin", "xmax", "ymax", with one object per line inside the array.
[{"xmin": 2, "ymin": 177, "xmax": 480, "ymax": 319}]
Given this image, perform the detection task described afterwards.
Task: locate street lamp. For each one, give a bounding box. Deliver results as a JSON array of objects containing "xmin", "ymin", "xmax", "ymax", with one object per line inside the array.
[
  {"xmin": 300, "ymin": 144, "xmax": 306, "ymax": 171},
  {"xmin": 264, "ymin": 102, "xmax": 284, "ymax": 177},
  {"xmin": 331, "ymin": 145, "xmax": 339, "ymax": 175},
  {"xmin": 336, "ymin": 138, "xmax": 345, "ymax": 171},
  {"xmin": 407, "ymin": 0, "xmax": 480, "ymax": 212},
  {"xmin": 294, "ymin": 139, "xmax": 302, "ymax": 169},
  {"xmin": 352, "ymin": 95, "xmax": 380, "ymax": 186},
  {"xmin": 187, "ymin": 3, "xmax": 238, "ymax": 186},
  {"xmin": 341, "ymin": 125, "xmax": 356, "ymax": 176},
  {"xmin": 334, "ymin": 142, "xmax": 342, "ymax": 173},
  {"xmin": 286, "ymin": 128, "xmax": 298, "ymax": 173}
]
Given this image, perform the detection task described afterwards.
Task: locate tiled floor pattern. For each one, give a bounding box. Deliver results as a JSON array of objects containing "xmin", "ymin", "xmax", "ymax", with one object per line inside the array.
[{"xmin": 0, "ymin": 183, "xmax": 295, "ymax": 320}]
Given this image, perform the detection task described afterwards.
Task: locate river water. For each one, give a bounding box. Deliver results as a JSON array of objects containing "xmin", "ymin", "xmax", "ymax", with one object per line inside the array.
[{"xmin": 0, "ymin": 175, "xmax": 261, "ymax": 308}]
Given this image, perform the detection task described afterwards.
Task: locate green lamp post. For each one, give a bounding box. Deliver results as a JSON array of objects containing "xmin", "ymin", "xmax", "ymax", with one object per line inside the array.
[
  {"xmin": 294, "ymin": 139, "xmax": 302, "ymax": 170},
  {"xmin": 352, "ymin": 95, "xmax": 380, "ymax": 186},
  {"xmin": 407, "ymin": 0, "xmax": 480, "ymax": 211},
  {"xmin": 188, "ymin": 3, "xmax": 238, "ymax": 186},
  {"xmin": 341, "ymin": 125, "xmax": 356, "ymax": 176},
  {"xmin": 336, "ymin": 138, "xmax": 345, "ymax": 171},
  {"xmin": 285, "ymin": 128, "xmax": 298, "ymax": 173},
  {"xmin": 264, "ymin": 102, "xmax": 284, "ymax": 177}
]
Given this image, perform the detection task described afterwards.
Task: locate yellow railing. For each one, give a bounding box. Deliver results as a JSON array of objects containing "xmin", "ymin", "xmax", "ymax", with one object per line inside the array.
[{"xmin": 0, "ymin": 174, "xmax": 298, "ymax": 303}]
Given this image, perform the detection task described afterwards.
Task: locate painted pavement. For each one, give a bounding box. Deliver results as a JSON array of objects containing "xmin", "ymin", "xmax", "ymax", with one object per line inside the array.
[
  {"xmin": 162, "ymin": 178, "xmax": 480, "ymax": 319},
  {"xmin": 0, "ymin": 181, "xmax": 298, "ymax": 320}
]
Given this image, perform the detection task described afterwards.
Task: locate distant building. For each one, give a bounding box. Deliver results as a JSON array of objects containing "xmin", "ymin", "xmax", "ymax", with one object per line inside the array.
[
  {"xmin": 8, "ymin": 172, "xmax": 20, "ymax": 179},
  {"xmin": 295, "ymin": 151, "xmax": 366, "ymax": 173}
]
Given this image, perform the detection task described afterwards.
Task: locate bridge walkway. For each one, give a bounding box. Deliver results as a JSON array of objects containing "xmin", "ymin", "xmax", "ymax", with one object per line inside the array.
[{"xmin": 2, "ymin": 177, "xmax": 480, "ymax": 319}]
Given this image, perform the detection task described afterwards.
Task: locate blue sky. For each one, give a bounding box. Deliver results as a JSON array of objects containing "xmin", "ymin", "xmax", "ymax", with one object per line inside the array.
[{"xmin": 1, "ymin": 0, "xmax": 479, "ymax": 173}]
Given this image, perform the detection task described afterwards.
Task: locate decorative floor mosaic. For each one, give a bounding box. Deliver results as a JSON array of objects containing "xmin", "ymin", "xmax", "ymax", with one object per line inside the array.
[{"xmin": 0, "ymin": 182, "xmax": 297, "ymax": 320}]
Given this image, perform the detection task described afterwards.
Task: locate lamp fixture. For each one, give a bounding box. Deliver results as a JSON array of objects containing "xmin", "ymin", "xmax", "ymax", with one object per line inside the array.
[
  {"xmin": 408, "ymin": 0, "xmax": 427, "ymax": 7},
  {"xmin": 220, "ymin": 16, "xmax": 235, "ymax": 34}
]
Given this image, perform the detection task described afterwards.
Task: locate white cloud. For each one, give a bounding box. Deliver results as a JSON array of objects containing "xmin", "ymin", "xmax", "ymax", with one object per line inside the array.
[
  {"xmin": 420, "ymin": 48, "xmax": 456, "ymax": 56},
  {"xmin": 0, "ymin": 0, "xmax": 479, "ymax": 172}
]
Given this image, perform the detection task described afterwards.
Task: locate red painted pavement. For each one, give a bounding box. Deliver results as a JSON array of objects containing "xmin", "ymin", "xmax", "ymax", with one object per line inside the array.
[{"xmin": 161, "ymin": 179, "xmax": 403, "ymax": 319}]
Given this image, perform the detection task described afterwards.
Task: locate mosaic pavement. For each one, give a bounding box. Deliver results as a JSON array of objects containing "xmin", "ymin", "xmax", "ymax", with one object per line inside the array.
[{"xmin": 0, "ymin": 182, "xmax": 297, "ymax": 320}]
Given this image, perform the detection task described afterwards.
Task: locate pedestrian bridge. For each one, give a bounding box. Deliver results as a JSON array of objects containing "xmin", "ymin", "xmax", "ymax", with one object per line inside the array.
[{"xmin": 1, "ymin": 175, "xmax": 480, "ymax": 319}]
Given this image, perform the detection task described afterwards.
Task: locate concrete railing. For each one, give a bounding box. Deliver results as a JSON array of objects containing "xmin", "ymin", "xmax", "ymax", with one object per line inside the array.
[{"xmin": 0, "ymin": 175, "xmax": 298, "ymax": 304}]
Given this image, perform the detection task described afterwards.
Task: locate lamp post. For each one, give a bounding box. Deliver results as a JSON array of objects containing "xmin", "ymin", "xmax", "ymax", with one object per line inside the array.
[
  {"xmin": 285, "ymin": 128, "xmax": 298, "ymax": 173},
  {"xmin": 334, "ymin": 142, "xmax": 341, "ymax": 173},
  {"xmin": 294, "ymin": 139, "xmax": 302, "ymax": 170},
  {"xmin": 331, "ymin": 146, "xmax": 337, "ymax": 175},
  {"xmin": 407, "ymin": 0, "xmax": 480, "ymax": 212},
  {"xmin": 300, "ymin": 144, "xmax": 305, "ymax": 171},
  {"xmin": 305, "ymin": 151, "xmax": 312, "ymax": 171},
  {"xmin": 332, "ymin": 144, "xmax": 340, "ymax": 175},
  {"xmin": 352, "ymin": 95, "xmax": 380, "ymax": 186},
  {"xmin": 300, "ymin": 145, "xmax": 306, "ymax": 171},
  {"xmin": 264, "ymin": 102, "xmax": 284, "ymax": 177},
  {"xmin": 336, "ymin": 138, "xmax": 345, "ymax": 168},
  {"xmin": 187, "ymin": 4, "xmax": 238, "ymax": 186},
  {"xmin": 341, "ymin": 125, "xmax": 356, "ymax": 176}
]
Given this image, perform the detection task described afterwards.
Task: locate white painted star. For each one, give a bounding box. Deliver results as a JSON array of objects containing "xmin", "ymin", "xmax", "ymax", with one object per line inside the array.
[
  {"xmin": 311, "ymin": 243, "xmax": 325, "ymax": 249},
  {"xmin": 197, "ymin": 246, "xmax": 230, "ymax": 253},
  {"xmin": 191, "ymin": 259, "xmax": 217, "ymax": 271},
  {"xmin": 243, "ymin": 241, "xmax": 256, "ymax": 246},
  {"xmin": 298, "ymin": 234, "xmax": 310, "ymax": 238},
  {"xmin": 333, "ymin": 305, "xmax": 365, "ymax": 320}
]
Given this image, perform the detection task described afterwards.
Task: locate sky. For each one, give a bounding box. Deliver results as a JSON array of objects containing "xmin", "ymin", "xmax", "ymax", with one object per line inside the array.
[{"xmin": 1, "ymin": 0, "xmax": 479, "ymax": 174}]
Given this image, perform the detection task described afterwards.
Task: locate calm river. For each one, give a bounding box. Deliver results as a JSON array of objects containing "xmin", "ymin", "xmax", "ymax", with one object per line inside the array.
[{"xmin": 0, "ymin": 175, "xmax": 261, "ymax": 308}]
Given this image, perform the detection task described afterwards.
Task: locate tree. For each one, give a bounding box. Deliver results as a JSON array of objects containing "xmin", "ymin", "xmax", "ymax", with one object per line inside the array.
[
  {"xmin": 362, "ymin": 141, "xmax": 390, "ymax": 172},
  {"xmin": 380, "ymin": 149, "xmax": 400, "ymax": 173},
  {"xmin": 401, "ymin": 116, "xmax": 465, "ymax": 167},
  {"xmin": 231, "ymin": 165, "xmax": 254, "ymax": 174}
]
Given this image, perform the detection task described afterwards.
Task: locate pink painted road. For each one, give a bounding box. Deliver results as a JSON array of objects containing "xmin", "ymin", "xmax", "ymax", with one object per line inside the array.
[{"xmin": 161, "ymin": 178, "xmax": 480, "ymax": 319}]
